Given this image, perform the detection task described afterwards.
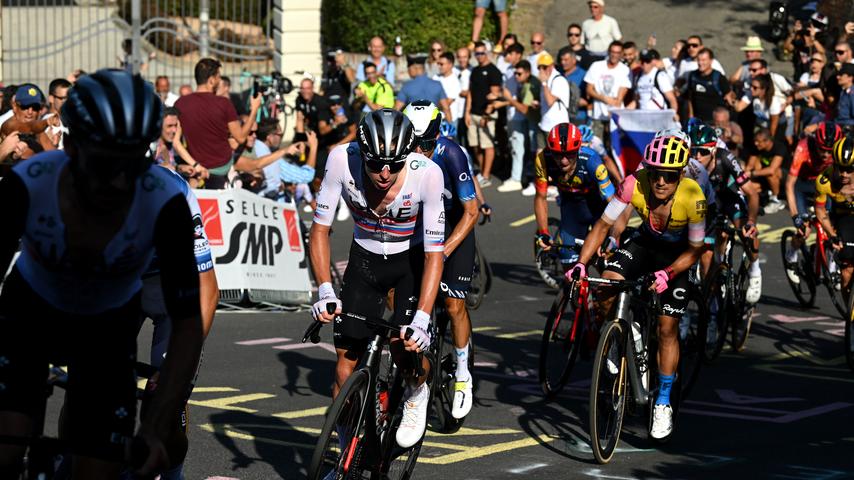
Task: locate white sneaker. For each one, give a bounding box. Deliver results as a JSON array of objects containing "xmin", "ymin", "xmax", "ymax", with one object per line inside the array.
[
  {"xmin": 336, "ymin": 203, "xmax": 351, "ymax": 222},
  {"xmin": 650, "ymin": 404, "xmax": 673, "ymax": 439},
  {"xmin": 745, "ymin": 275, "xmax": 762, "ymax": 304},
  {"xmin": 785, "ymin": 266, "xmax": 800, "ymax": 285},
  {"xmin": 765, "ymin": 198, "xmax": 786, "ymax": 214},
  {"xmin": 547, "ymin": 186, "xmax": 559, "ymax": 200},
  {"xmin": 396, "ymin": 384, "xmax": 428, "ymax": 448},
  {"xmin": 521, "ymin": 184, "xmax": 537, "ymax": 196},
  {"xmin": 451, "ymin": 376, "xmax": 473, "ymax": 419},
  {"xmin": 497, "ymin": 179, "xmax": 522, "ymax": 192}
]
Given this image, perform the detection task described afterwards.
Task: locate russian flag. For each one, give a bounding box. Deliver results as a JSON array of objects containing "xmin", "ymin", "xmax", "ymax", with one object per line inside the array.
[{"xmin": 610, "ymin": 109, "xmax": 679, "ymax": 177}]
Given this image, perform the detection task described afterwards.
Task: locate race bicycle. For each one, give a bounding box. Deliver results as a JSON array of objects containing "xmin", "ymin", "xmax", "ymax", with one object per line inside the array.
[
  {"xmin": 702, "ymin": 214, "xmax": 758, "ymax": 361},
  {"xmin": 466, "ymin": 240, "xmax": 492, "ymax": 310},
  {"xmin": 304, "ymin": 309, "xmax": 425, "ymax": 480},
  {"xmin": 586, "ymin": 274, "xmax": 706, "ymax": 464},
  {"xmin": 427, "ymin": 302, "xmax": 474, "ymax": 433},
  {"xmin": 534, "ymin": 217, "xmax": 566, "ymax": 290},
  {"xmin": 780, "ymin": 213, "xmax": 847, "ymax": 318}
]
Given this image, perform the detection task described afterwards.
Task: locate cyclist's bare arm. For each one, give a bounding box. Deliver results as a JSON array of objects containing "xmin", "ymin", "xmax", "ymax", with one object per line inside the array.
[
  {"xmin": 445, "ymin": 199, "xmax": 478, "ymax": 257},
  {"xmin": 417, "ymin": 251, "xmax": 444, "ymax": 318},
  {"xmin": 667, "ymin": 242, "xmax": 705, "ymax": 277},
  {"xmin": 310, "ymin": 223, "xmax": 333, "ymax": 287},
  {"xmin": 578, "ymin": 217, "xmax": 615, "ymax": 266},
  {"xmin": 610, "ymin": 204, "xmax": 633, "ymax": 241},
  {"xmin": 740, "ymin": 181, "xmax": 761, "ymax": 223},
  {"xmin": 199, "ymin": 269, "xmax": 219, "ymax": 338},
  {"xmin": 815, "ymin": 203, "xmax": 836, "ymax": 238},
  {"xmin": 785, "ymin": 174, "xmax": 799, "ymax": 217},
  {"xmin": 534, "ymin": 186, "xmax": 550, "ymax": 235}
]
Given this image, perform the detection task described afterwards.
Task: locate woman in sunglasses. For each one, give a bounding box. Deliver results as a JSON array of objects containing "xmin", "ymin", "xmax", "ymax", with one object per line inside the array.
[
  {"xmin": 814, "ymin": 136, "xmax": 854, "ymax": 301},
  {"xmin": 569, "ymin": 133, "xmax": 705, "ymax": 441},
  {"xmin": 309, "ymin": 108, "xmax": 446, "ymax": 449}
]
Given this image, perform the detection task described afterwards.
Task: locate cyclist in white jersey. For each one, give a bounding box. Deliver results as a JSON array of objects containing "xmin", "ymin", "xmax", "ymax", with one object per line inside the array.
[
  {"xmin": 310, "ymin": 109, "xmax": 445, "ymax": 449},
  {"xmin": 0, "ymin": 70, "xmax": 202, "ymax": 478}
]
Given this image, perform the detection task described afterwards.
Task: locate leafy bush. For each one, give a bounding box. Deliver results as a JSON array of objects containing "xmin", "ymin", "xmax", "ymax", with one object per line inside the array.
[{"xmin": 321, "ymin": 0, "xmax": 510, "ymax": 53}]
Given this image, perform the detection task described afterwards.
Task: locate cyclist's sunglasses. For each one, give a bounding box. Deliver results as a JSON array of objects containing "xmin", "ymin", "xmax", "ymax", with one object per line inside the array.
[
  {"xmin": 365, "ymin": 159, "xmax": 406, "ymax": 173},
  {"xmin": 647, "ymin": 167, "xmax": 681, "ymax": 183},
  {"xmin": 838, "ymin": 165, "xmax": 854, "ymax": 174},
  {"xmin": 416, "ymin": 138, "xmax": 437, "ymax": 153},
  {"xmin": 691, "ymin": 147, "xmax": 713, "ymax": 157}
]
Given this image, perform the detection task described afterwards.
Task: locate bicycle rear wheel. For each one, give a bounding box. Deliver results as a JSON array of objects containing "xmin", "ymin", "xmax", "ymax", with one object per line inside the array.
[
  {"xmin": 466, "ymin": 242, "xmax": 488, "ymax": 310},
  {"xmin": 819, "ymin": 246, "xmax": 848, "ymax": 319},
  {"xmin": 539, "ymin": 283, "xmax": 585, "ymax": 398},
  {"xmin": 780, "ymin": 230, "xmax": 816, "ymax": 307},
  {"xmin": 702, "ymin": 263, "xmax": 730, "ymax": 363},
  {"xmin": 730, "ymin": 253, "xmax": 756, "ymax": 352},
  {"xmin": 307, "ymin": 370, "xmax": 369, "ymax": 480},
  {"xmin": 589, "ymin": 320, "xmax": 627, "ymax": 464},
  {"xmin": 428, "ymin": 314, "xmax": 473, "ymax": 434}
]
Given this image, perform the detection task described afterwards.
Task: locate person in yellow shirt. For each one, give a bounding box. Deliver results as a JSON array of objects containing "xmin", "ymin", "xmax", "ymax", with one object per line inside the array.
[
  {"xmin": 814, "ymin": 136, "xmax": 854, "ymax": 299},
  {"xmin": 354, "ymin": 61, "xmax": 395, "ymax": 116}
]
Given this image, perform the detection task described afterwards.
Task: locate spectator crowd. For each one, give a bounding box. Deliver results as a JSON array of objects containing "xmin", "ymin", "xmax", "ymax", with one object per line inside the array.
[{"xmin": 0, "ymin": 0, "xmax": 853, "ymax": 215}]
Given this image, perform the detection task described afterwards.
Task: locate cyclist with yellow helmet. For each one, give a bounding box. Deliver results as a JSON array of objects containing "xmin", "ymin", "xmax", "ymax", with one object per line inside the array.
[
  {"xmin": 570, "ymin": 133, "xmax": 706, "ymax": 440},
  {"xmin": 814, "ymin": 135, "xmax": 854, "ymax": 300}
]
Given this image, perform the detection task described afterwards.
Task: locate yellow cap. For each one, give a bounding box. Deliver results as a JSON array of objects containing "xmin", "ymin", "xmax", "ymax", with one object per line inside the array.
[{"xmin": 537, "ymin": 53, "xmax": 555, "ymax": 67}]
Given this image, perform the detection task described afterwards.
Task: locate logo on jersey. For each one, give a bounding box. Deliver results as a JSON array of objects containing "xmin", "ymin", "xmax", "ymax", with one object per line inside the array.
[
  {"xmin": 438, "ymin": 211, "xmax": 445, "ymax": 224},
  {"xmin": 141, "ymin": 172, "xmax": 166, "ymax": 192},
  {"xmin": 410, "ymin": 160, "xmax": 423, "ymax": 171},
  {"xmin": 26, "ymin": 161, "xmax": 56, "ymax": 178},
  {"xmin": 198, "ymin": 198, "xmax": 223, "ymax": 246},
  {"xmin": 595, "ymin": 164, "xmax": 608, "ymax": 181},
  {"xmin": 696, "ymin": 200, "xmax": 707, "ymax": 215},
  {"xmin": 459, "ymin": 172, "xmax": 470, "ymax": 182},
  {"xmin": 436, "ymin": 143, "xmax": 446, "ymax": 156}
]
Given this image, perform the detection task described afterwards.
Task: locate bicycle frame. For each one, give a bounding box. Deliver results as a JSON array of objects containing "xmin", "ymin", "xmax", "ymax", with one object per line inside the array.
[{"xmin": 810, "ymin": 216, "xmax": 832, "ymax": 278}]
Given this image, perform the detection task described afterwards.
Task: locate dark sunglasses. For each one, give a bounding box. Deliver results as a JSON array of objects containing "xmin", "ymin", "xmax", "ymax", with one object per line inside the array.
[
  {"xmin": 567, "ymin": 32, "xmax": 581, "ymax": 37},
  {"xmin": 514, "ymin": 71, "xmax": 525, "ymax": 76},
  {"xmin": 474, "ymin": 51, "xmax": 487, "ymax": 56},
  {"xmin": 748, "ymin": 68, "xmax": 761, "ymax": 73},
  {"xmin": 691, "ymin": 147, "xmax": 713, "ymax": 157},
  {"xmin": 17, "ymin": 103, "xmax": 41, "ymax": 111},
  {"xmin": 835, "ymin": 50, "xmax": 849, "ymax": 56},
  {"xmin": 647, "ymin": 167, "xmax": 681, "ymax": 183},
  {"xmin": 839, "ymin": 165, "xmax": 854, "ymax": 174},
  {"xmin": 249, "ymin": 130, "xmax": 258, "ymax": 135},
  {"xmin": 365, "ymin": 159, "xmax": 406, "ymax": 173},
  {"xmin": 531, "ymin": 41, "xmax": 543, "ymax": 45},
  {"xmin": 537, "ymin": 65, "xmax": 549, "ymax": 70},
  {"xmin": 687, "ymin": 43, "xmax": 701, "ymax": 48},
  {"xmin": 432, "ymin": 48, "xmax": 443, "ymax": 52}
]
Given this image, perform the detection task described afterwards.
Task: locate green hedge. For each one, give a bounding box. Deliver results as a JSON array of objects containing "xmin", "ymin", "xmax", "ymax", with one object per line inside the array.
[{"xmin": 321, "ymin": 0, "xmax": 509, "ymax": 54}]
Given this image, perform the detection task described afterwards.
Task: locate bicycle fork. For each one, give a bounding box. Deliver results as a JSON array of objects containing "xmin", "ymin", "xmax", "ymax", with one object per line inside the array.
[{"xmin": 611, "ymin": 292, "xmax": 650, "ymax": 406}]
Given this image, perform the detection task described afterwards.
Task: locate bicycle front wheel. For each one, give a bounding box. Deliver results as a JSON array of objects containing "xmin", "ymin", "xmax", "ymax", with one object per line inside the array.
[
  {"xmin": 539, "ymin": 283, "xmax": 584, "ymax": 398},
  {"xmin": 678, "ymin": 285, "xmax": 707, "ymax": 399},
  {"xmin": 730, "ymin": 254, "xmax": 756, "ymax": 352},
  {"xmin": 308, "ymin": 370, "xmax": 369, "ymax": 480},
  {"xmin": 589, "ymin": 320, "xmax": 627, "ymax": 464},
  {"xmin": 702, "ymin": 263, "xmax": 730, "ymax": 363},
  {"xmin": 467, "ymin": 242, "xmax": 488, "ymax": 310},
  {"xmin": 780, "ymin": 230, "xmax": 816, "ymax": 307}
]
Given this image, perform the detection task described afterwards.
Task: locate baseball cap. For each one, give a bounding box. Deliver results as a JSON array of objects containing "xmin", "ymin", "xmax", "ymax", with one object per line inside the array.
[
  {"xmin": 640, "ymin": 49, "xmax": 661, "ymax": 62},
  {"xmin": 15, "ymin": 84, "xmax": 44, "ymax": 107},
  {"xmin": 406, "ymin": 53, "xmax": 428, "ymax": 67},
  {"xmin": 588, "ymin": 0, "xmax": 605, "ymax": 6},
  {"xmin": 326, "ymin": 93, "xmax": 344, "ymax": 105},
  {"xmin": 839, "ymin": 63, "xmax": 854, "ymax": 77},
  {"xmin": 537, "ymin": 53, "xmax": 555, "ymax": 67}
]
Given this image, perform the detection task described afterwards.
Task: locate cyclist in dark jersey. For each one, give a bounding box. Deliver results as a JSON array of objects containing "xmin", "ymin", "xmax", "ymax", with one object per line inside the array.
[
  {"xmin": 0, "ymin": 70, "xmax": 202, "ymax": 478},
  {"xmin": 404, "ymin": 100, "xmax": 479, "ymax": 419}
]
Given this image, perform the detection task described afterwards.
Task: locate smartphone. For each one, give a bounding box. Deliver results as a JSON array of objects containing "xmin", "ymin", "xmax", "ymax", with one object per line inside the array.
[
  {"xmin": 293, "ymin": 132, "xmax": 308, "ymax": 143},
  {"xmin": 253, "ymin": 79, "xmax": 261, "ymax": 95}
]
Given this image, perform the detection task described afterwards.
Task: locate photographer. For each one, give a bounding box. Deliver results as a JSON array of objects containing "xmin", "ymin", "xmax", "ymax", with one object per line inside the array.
[
  {"xmin": 253, "ymin": 118, "xmax": 318, "ymax": 201},
  {"xmin": 322, "ymin": 49, "xmax": 355, "ymax": 98},
  {"xmin": 321, "ymin": 93, "xmax": 357, "ymax": 149},
  {"xmin": 0, "ymin": 85, "xmax": 60, "ymax": 160}
]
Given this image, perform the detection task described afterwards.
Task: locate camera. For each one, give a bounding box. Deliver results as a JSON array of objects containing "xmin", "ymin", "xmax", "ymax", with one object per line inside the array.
[{"xmin": 270, "ymin": 71, "xmax": 293, "ymax": 95}]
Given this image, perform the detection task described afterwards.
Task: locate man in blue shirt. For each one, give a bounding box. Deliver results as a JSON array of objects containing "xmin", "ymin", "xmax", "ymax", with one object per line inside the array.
[
  {"xmin": 395, "ymin": 54, "xmax": 453, "ymax": 120},
  {"xmin": 837, "ymin": 63, "xmax": 854, "ymax": 126},
  {"xmin": 355, "ymin": 36, "xmax": 396, "ymax": 87},
  {"xmin": 558, "ymin": 46, "xmax": 588, "ymax": 124}
]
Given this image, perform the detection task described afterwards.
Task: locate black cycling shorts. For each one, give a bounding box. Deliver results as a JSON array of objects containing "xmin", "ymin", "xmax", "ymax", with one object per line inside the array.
[
  {"xmin": 0, "ymin": 269, "xmax": 139, "ymax": 462},
  {"xmin": 602, "ymin": 234, "xmax": 691, "ymax": 318},
  {"xmin": 832, "ymin": 215, "xmax": 854, "ymax": 264},
  {"xmin": 337, "ymin": 243, "xmax": 424, "ymax": 354},
  {"xmin": 441, "ymin": 230, "xmax": 475, "ymax": 299}
]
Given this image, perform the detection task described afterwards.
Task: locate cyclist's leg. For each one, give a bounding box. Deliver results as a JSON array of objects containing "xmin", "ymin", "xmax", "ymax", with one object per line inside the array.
[
  {"xmin": 557, "ymin": 196, "xmax": 595, "ymax": 271},
  {"xmin": 334, "ymin": 244, "xmax": 388, "ymax": 398},
  {"xmin": 388, "ymin": 248, "xmax": 430, "ymax": 384},
  {"xmin": 598, "ymin": 234, "xmax": 648, "ymax": 319},
  {"xmin": 0, "ymin": 272, "xmax": 47, "ymax": 474}
]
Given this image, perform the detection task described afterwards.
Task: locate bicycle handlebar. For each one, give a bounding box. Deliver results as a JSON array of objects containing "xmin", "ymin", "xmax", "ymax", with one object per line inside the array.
[{"xmin": 302, "ymin": 305, "xmax": 415, "ymax": 344}]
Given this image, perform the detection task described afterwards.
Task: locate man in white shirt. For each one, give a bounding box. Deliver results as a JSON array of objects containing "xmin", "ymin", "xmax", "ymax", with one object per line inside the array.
[
  {"xmin": 584, "ymin": 41, "xmax": 631, "ymax": 142},
  {"xmin": 434, "ymin": 52, "xmax": 465, "ymax": 127},
  {"xmin": 528, "ymin": 32, "xmax": 549, "ymax": 68},
  {"xmin": 676, "ymin": 35, "xmax": 726, "ymax": 80},
  {"xmin": 581, "ymin": 0, "xmax": 622, "ymax": 57},
  {"xmin": 631, "ymin": 49, "xmax": 678, "ymax": 120},
  {"xmin": 537, "ymin": 53, "xmax": 570, "ymax": 144},
  {"xmin": 155, "ymin": 75, "xmax": 180, "ymax": 107}
]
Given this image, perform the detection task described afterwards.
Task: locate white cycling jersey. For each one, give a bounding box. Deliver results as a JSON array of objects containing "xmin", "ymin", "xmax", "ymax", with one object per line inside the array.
[{"xmin": 313, "ymin": 142, "xmax": 445, "ymax": 256}]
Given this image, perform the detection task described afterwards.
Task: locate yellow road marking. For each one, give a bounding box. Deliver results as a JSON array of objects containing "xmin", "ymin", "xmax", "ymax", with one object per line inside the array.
[
  {"xmin": 495, "ymin": 329, "xmax": 541, "ymax": 339},
  {"xmin": 420, "ymin": 434, "xmax": 556, "ymax": 465},
  {"xmin": 188, "ymin": 393, "xmax": 276, "ymax": 413},
  {"xmin": 272, "ymin": 406, "xmax": 328, "ymax": 420},
  {"xmin": 510, "ymin": 215, "xmax": 535, "ymax": 227},
  {"xmin": 198, "ymin": 423, "xmax": 315, "ymax": 449},
  {"xmin": 194, "ymin": 387, "xmax": 241, "ymax": 393},
  {"xmin": 472, "ymin": 326, "xmax": 500, "ymax": 333}
]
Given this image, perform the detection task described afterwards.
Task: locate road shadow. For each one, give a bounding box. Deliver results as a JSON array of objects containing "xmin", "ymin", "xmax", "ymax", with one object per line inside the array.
[
  {"xmin": 277, "ymin": 350, "xmax": 335, "ymax": 398},
  {"xmin": 490, "ymin": 262, "xmax": 549, "ymax": 287}
]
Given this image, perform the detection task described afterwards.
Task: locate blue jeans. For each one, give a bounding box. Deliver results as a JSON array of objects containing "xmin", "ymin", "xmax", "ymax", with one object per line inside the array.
[
  {"xmin": 475, "ymin": 0, "xmax": 506, "ymax": 11},
  {"xmin": 509, "ymin": 119, "xmax": 537, "ymax": 182}
]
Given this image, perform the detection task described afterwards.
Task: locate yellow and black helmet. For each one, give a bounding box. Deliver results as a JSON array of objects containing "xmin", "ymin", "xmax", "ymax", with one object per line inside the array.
[{"xmin": 833, "ymin": 135, "xmax": 854, "ymax": 168}]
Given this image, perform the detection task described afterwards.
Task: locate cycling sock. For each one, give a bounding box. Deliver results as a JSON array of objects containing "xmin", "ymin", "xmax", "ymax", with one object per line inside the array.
[
  {"xmin": 749, "ymin": 260, "xmax": 761, "ymax": 277},
  {"xmin": 656, "ymin": 373, "xmax": 676, "ymax": 406},
  {"xmin": 455, "ymin": 346, "xmax": 470, "ymax": 381},
  {"xmin": 785, "ymin": 247, "xmax": 798, "ymax": 263}
]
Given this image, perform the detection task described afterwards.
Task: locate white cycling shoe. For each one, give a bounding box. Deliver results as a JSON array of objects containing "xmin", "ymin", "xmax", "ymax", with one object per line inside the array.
[
  {"xmin": 396, "ymin": 383, "xmax": 429, "ymax": 448},
  {"xmin": 650, "ymin": 404, "xmax": 674, "ymax": 439},
  {"xmin": 451, "ymin": 376, "xmax": 474, "ymax": 419},
  {"xmin": 745, "ymin": 275, "xmax": 762, "ymax": 304}
]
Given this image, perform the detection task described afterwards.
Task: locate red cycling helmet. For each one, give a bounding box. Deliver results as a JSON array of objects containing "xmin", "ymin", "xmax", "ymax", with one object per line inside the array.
[
  {"xmin": 815, "ymin": 122, "xmax": 842, "ymax": 151},
  {"xmin": 546, "ymin": 123, "xmax": 582, "ymax": 155}
]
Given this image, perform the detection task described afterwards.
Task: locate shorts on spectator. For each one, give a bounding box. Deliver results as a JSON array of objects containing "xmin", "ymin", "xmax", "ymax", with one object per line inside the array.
[
  {"xmin": 468, "ymin": 113, "xmax": 498, "ymax": 149},
  {"xmin": 476, "ymin": 0, "xmax": 506, "ymax": 12}
]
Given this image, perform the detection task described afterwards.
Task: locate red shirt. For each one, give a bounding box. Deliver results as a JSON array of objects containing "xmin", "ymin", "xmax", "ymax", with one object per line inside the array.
[
  {"xmin": 789, "ymin": 137, "xmax": 831, "ymax": 181},
  {"xmin": 174, "ymin": 92, "xmax": 238, "ymax": 169}
]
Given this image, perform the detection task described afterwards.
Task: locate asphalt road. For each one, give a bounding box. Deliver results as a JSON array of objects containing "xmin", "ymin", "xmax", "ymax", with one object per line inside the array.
[{"xmin": 86, "ymin": 184, "xmax": 851, "ymax": 480}]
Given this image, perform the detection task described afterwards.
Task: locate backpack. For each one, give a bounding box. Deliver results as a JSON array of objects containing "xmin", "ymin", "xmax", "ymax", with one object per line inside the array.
[{"xmin": 688, "ymin": 69, "xmax": 724, "ymax": 99}]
